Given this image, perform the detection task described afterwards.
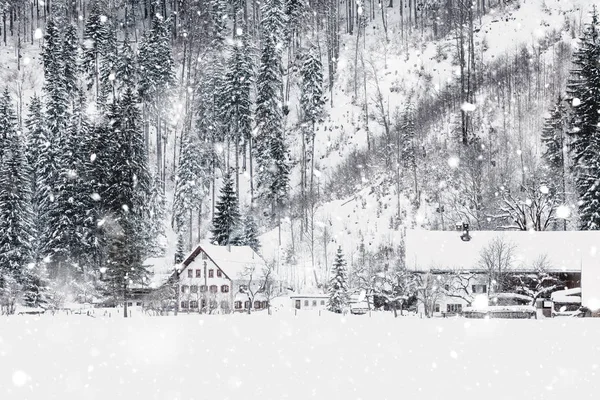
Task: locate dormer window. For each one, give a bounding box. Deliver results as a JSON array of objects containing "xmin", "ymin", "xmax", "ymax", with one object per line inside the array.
[
  {"xmin": 209, "ymin": 269, "xmax": 214, "ymax": 278},
  {"xmin": 217, "ymin": 270, "xmax": 222, "ymax": 278}
]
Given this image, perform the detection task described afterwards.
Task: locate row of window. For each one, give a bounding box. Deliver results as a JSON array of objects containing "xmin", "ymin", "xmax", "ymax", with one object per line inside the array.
[
  {"xmin": 433, "ymin": 304, "xmax": 463, "ymax": 313},
  {"xmin": 180, "ymin": 300, "xmax": 269, "ymax": 310},
  {"xmin": 181, "ymin": 284, "xmax": 229, "ymax": 294},
  {"xmin": 187, "ymin": 268, "xmax": 223, "ymax": 279},
  {"xmin": 234, "ymin": 301, "xmax": 268, "ymax": 310},
  {"xmin": 181, "ymin": 300, "xmax": 228, "ymax": 309}
]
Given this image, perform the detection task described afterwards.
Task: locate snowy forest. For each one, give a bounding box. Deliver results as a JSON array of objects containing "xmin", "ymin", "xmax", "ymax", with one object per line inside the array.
[{"xmin": 0, "ymin": 0, "xmax": 599, "ymax": 313}]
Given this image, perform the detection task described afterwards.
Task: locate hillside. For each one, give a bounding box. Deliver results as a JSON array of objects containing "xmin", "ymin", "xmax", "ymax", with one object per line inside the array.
[{"xmin": 0, "ymin": 0, "xmax": 597, "ymax": 296}]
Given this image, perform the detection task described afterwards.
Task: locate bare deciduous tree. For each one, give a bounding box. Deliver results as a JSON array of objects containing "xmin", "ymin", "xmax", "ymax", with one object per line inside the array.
[{"xmin": 478, "ymin": 237, "xmax": 516, "ymax": 294}]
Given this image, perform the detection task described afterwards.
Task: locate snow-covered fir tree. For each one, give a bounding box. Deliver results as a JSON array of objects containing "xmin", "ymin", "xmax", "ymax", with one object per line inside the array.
[
  {"xmin": 147, "ymin": 175, "xmax": 167, "ymax": 257},
  {"xmin": 239, "ymin": 214, "xmax": 261, "ymax": 252},
  {"xmin": 566, "ymin": 7, "xmax": 600, "ymax": 230},
  {"xmin": 83, "ymin": 1, "xmax": 108, "ymax": 95},
  {"xmin": 173, "ymin": 128, "xmax": 208, "ymax": 244},
  {"xmin": 327, "ymin": 247, "xmax": 349, "ymax": 313},
  {"xmin": 255, "ymin": 0, "xmax": 289, "ymax": 219},
  {"xmin": 222, "ymin": 13, "xmax": 254, "ymax": 191},
  {"xmin": 62, "ymin": 23, "xmax": 80, "ymax": 105},
  {"xmin": 114, "ymin": 32, "xmax": 137, "ymax": 98},
  {"xmin": 210, "ymin": 173, "xmax": 242, "ymax": 246},
  {"xmin": 0, "ymin": 90, "xmax": 35, "ymax": 309}
]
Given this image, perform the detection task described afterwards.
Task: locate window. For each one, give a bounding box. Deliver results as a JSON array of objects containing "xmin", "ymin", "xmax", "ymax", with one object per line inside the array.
[
  {"xmin": 472, "ymin": 284, "xmax": 487, "ymax": 294},
  {"xmin": 235, "ymin": 301, "xmax": 243, "ymax": 309},
  {"xmin": 188, "ymin": 269, "xmax": 193, "ymax": 278},
  {"xmin": 200, "ymin": 285, "xmax": 207, "ymax": 293},
  {"xmin": 196, "ymin": 269, "xmax": 201, "ymax": 278},
  {"xmin": 312, "ymin": 300, "xmax": 317, "ymax": 307},
  {"xmin": 435, "ymin": 304, "xmax": 440, "ymax": 313},
  {"xmin": 209, "ymin": 300, "xmax": 217, "ymax": 309},
  {"xmin": 210, "ymin": 285, "xmax": 218, "ymax": 293},
  {"xmin": 181, "ymin": 285, "xmax": 189, "ymax": 294},
  {"xmin": 304, "ymin": 300, "xmax": 309, "ymax": 307},
  {"xmin": 239, "ymin": 285, "xmax": 248, "ymax": 291},
  {"xmin": 254, "ymin": 301, "xmax": 261, "ymax": 309},
  {"xmin": 447, "ymin": 304, "xmax": 463, "ymax": 313},
  {"xmin": 190, "ymin": 285, "xmax": 198, "ymax": 293},
  {"xmin": 136, "ymin": 302, "xmax": 142, "ymax": 306},
  {"xmin": 221, "ymin": 285, "xmax": 229, "ymax": 293},
  {"xmin": 181, "ymin": 301, "xmax": 189, "ymax": 309},
  {"xmin": 221, "ymin": 301, "xmax": 229, "ymax": 309},
  {"xmin": 244, "ymin": 301, "xmax": 250, "ymax": 309},
  {"xmin": 217, "ymin": 270, "xmax": 222, "ymax": 278},
  {"xmin": 201, "ymin": 299, "xmax": 206, "ymax": 308},
  {"xmin": 320, "ymin": 300, "xmax": 325, "ymax": 306},
  {"xmin": 201, "ymin": 252, "xmax": 208, "ymax": 260},
  {"xmin": 209, "ymin": 269, "xmax": 214, "ymax": 278},
  {"xmin": 295, "ymin": 300, "xmax": 301, "ymax": 309},
  {"xmin": 190, "ymin": 300, "xmax": 198, "ymax": 309},
  {"xmin": 127, "ymin": 302, "xmax": 132, "ymax": 307},
  {"xmin": 262, "ymin": 301, "xmax": 268, "ymax": 309}
]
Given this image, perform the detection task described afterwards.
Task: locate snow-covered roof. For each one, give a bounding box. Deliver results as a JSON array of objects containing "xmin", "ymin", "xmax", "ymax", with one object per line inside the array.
[
  {"xmin": 405, "ymin": 229, "xmax": 598, "ymax": 273},
  {"xmin": 551, "ymin": 287, "xmax": 582, "ymax": 303},
  {"xmin": 289, "ymin": 294, "xmax": 329, "ymax": 299},
  {"xmin": 182, "ymin": 242, "xmax": 267, "ymax": 281},
  {"xmin": 405, "ymin": 229, "xmax": 600, "ymax": 309}
]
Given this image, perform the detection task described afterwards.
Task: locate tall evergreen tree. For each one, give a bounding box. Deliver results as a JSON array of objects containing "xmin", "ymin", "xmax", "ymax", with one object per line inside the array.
[
  {"xmin": 114, "ymin": 33, "xmax": 137, "ymax": 98},
  {"xmin": 239, "ymin": 214, "xmax": 260, "ymax": 252},
  {"xmin": 210, "ymin": 174, "xmax": 242, "ymax": 246},
  {"xmin": 174, "ymin": 128, "xmax": 208, "ymax": 239},
  {"xmin": 222, "ymin": 15, "xmax": 254, "ymax": 191},
  {"xmin": 102, "ymin": 88, "xmax": 151, "ymax": 316},
  {"xmin": 82, "ymin": 1, "xmax": 108, "ymax": 95},
  {"xmin": 147, "ymin": 175, "xmax": 167, "ymax": 257},
  {"xmin": 566, "ymin": 7, "xmax": 600, "ymax": 230},
  {"xmin": 327, "ymin": 247, "xmax": 349, "ymax": 313},
  {"xmin": 255, "ymin": 0, "xmax": 289, "ymax": 219},
  {"xmin": 0, "ymin": 90, "xmax": 35, "ymax": 301},
  {"xmin": 62, "ymin": 23, "xmax": 80, "ymax": 104}
]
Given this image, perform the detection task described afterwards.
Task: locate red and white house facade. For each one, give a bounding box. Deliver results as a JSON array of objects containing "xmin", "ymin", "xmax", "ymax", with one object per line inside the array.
[{"xmin": 176, "ymin": 243, "xmax": 274, "ymax": 313}]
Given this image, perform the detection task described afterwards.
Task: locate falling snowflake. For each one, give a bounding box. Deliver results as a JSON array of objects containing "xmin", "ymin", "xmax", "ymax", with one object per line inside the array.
[
  {"xmin": 100, "ymin": 15, "xmax": 108, "ymax": 23},
  {"xmin": 460, "ymin": 102, "xmax": 477, "ymax": 112},
  {"xmin": 12, "ymin": 370, "xmax": 29, "ymax": 387},
  {"xmin": 572, "ymin": 98, "xmax": 581, "ymax": 107},
  {"xmin": 448, "ymin": 156, "xmax": 460, "ymax": 169},
  {"xmin": 556, "ymin": 205, "xmax": 571, "ymax": 219},
  {"xmin": 34, "ymin": 28, "xmax": 43, "ymax": 40},
  {"xmin": 540, "ymin": 185, "xmax": 549, "ymax": 194}
]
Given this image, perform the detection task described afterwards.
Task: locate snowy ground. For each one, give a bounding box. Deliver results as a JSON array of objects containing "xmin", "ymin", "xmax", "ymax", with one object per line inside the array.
[{"xmin": 1, "ymin": 314, "xmax": 599, "ymax": 400}]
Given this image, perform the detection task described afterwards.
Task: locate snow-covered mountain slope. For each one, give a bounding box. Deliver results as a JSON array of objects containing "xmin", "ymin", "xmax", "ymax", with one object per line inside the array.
[{"xmin": 259, "ymin": 0, "xmax": 598, "ymax": 291}]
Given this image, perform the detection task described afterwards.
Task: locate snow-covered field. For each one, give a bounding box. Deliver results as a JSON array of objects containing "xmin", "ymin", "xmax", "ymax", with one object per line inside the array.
[{"xmin": 1, "ymin": 314, "xmax": 599, "ymax": 400}]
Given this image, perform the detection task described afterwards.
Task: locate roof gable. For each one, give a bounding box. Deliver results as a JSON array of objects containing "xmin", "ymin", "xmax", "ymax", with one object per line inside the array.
[{"xmin": 182, "ymin": 242, "xmax": 266, "ymax": 280}]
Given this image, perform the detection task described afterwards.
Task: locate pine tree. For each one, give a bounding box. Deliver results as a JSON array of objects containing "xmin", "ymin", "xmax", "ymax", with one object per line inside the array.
[
  {"xmin": 138, "ymin": 14, "xmax": 176, "ymax": 104},
  {"xmin": 240, "ymin": 215, "xmax": 260, "ymax": 252},
  {"xmin": 174, "ymin": 128, "xmax": 208, "ymax": 237},
  {"xmin": 300, "ymin": 47, "xmax": 325, "ymax": 128},
  {"xmin": 541, "ymin": 96, "xmax": 568, "ymax": 174},
  {"xmin": 114, "ymin": 33, "xmax": 137, "ymax": 98},
  {"xmin": 222, "ymin": 15, "xmax": 254, "ymax": 188},
  {"xmin": 0, "ymin": 90, "xmax": 35, "ymax": 298},
  {"xmin": 285, "ymin": 0, "xmax": 308, "ymax": 45},
  {"xmin": 255, "ymin": 0, "xmax": 289, "ymax": 218},
  {"xmin": 300, "ymin": 45, "xmax": 324, "ymax": 208},
  {"xmin": 147, "ymin": 175, "xmax": 167, "ymax": 257},
  {"xmin": 83, "ymin": 1, "xmax": 108, "ymax": 94},
  {"xmin": 101, "ymin": 88, "xmax": 151, "ymax": 315},
  {"xmin": 62, "ymin": 23, "xmax": 80, "ymax": 104},
  {"xmin": 327, "ymin": 247, "xmax": 349, "ymax": 313},
  {"xmin": 175, "ymin": 233, "xmax": 186, "ymax": 264},
  {"xmin": 210, "ymin": 174, "xmax": 242, "ymax": 246},
  {"xmin": 98, "ymin": 26, "xmax": 119, "ymax": 107},
  {"xmin": 566, "ymin": 7, "xmax": 600, "ymax": 230}
]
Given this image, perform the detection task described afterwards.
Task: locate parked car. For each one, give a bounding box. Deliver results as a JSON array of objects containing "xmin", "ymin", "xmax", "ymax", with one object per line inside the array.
[{"xmin": 350, "ymin": 301, "xmax": 369, "ymax": 315}]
